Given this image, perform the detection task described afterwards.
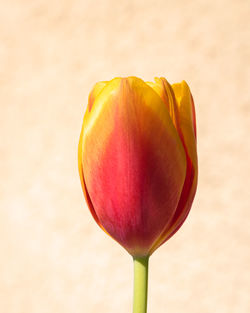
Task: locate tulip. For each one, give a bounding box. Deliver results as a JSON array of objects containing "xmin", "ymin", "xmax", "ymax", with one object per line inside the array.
[{"xmin": 78, "ymin": 76, "xmax": 197, "ymax": 313}]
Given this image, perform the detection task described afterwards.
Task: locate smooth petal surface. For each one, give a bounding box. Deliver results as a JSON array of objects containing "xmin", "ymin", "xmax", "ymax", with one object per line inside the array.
[
  {"xmin": 148, "ymin": 78, "xmax": 198, "ymax": 253},
  {"xmin": 165, "ymin": 81, "xmax": 198, "ymax": 238},
  {"xmin": 78, "ymin": 78, "xmax": 121, "ymax": 234},
  {"xmin": 79, "ymin": 77, "xmax": 187, "ymax": 256},
  {"xmin": 87, "ymin": 81, "xmax": 107, "ymax": 112},
  {"xmin": 78, "ymin": 80, "xmax": 108, "ymax": 227},
  {"xmin": 146, "ymin": 77, "xmax": 178, "ymax": 129}
]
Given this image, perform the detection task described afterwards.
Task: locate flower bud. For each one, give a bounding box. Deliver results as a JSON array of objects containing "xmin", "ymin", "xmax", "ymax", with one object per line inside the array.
[{"xmin": 78, "ymin": 77, "xmax": 197, "ymax": 257}]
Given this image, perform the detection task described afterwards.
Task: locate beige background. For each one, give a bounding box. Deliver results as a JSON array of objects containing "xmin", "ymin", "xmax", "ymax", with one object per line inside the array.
[{"xmin": 0, "ymin": 0, "xmax": 250, "ymax": 312}]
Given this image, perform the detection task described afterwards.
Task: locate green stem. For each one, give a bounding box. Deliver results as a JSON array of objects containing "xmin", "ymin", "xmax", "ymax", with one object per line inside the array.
[{"xmin": 133, "ymin": 256, "xmax": 149, "ymax": 313}]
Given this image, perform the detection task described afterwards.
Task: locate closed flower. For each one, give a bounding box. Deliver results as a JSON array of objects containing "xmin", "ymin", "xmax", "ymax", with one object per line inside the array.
[{"xmin": 78, "ymin": 76, "xmax": 197, "ymax": 257}]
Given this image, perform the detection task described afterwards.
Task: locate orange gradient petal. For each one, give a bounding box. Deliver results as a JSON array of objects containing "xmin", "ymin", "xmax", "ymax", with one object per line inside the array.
[
  {"xmin": 149, "ymin": 79, "xmax": 198, "ymax": 254},
  {"xmin": 79, "ymin": 77, "xmax": 187, "ymax": 256}
]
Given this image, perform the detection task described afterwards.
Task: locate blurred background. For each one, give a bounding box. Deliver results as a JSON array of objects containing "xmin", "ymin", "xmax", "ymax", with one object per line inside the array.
[{"xmin": 0, "ymin": 0, "xmax": 250, "ymax": 312}]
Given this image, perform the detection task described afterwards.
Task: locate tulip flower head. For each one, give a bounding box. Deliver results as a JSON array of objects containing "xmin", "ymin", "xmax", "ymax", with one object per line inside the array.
[{"xmin": 78, "ymin": 76, "xmax": 197, "ymax": 257}]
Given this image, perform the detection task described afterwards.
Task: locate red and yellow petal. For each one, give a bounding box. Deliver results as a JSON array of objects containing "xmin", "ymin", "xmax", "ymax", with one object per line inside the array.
[
  {"xmin": 79, "ymin": 77, "xmax": 187, "ymax": 256},
  {"xmin": 148, "ymin": 79, "xmax": 198, "ymax": 254},
  {"xmin": 82, "ymin": 80, "xmax": 108, "ymax": 129},
  {"xmin": 164, "ymin": 81, "xmax": 198, "ymax": 239}
]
